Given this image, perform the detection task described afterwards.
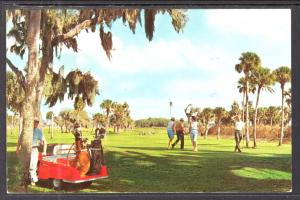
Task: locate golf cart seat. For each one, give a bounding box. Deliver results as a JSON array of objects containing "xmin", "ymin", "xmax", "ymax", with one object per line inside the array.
[{"xmin": 53, "ymin": 144, "xmax": 76, "ymax": 155}]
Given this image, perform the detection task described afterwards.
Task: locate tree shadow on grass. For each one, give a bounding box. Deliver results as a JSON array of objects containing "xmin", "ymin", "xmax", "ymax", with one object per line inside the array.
[{"xmin": 100, "ymin": 147, "xmax": 291, "ymax": 192}]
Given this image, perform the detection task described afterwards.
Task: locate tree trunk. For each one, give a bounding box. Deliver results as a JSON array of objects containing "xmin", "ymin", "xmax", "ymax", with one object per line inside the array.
[
  {"xmin": 35, "ymin": 10, "xmax": 53, "ymax": 121},
  {"xmin": 241, "ymin": 92, "xmax": 245, "ymax": 141},
  {"xmin": 106, "ymin": 111, "xmax": 110, "ymax": 130},
  {"xmin": 18, "ymin": 10, "xmax": 42, "ymax": 187},
  {"xmin": 242, "ymin": 92, "xmax": 245, "ymax": 122},
  {"xmin": 217, "ymin": 120, "xmax": 221, "ymax": 140},
  {"xmin": 51, "ymin": 114, "xmax": 54, "ymax": 139},
  {"xmin": 204, "ymin": 124, "xmax": 208, "ymax": 139},
  {"xmin": 11, "ymin": 115, "xmax": 14, "ymax": 135},
  {"xmin": 245, "ymin": 78, "xmax": 250, "ymax": 148},
  {"xmin": 64, "ymin": 120, "xmax": 67, "ymax": 133},
  {"xmin": 279, "ymin": 86, "xmax": 285, "ymax": 146},
  {"xmin": 29, "ymin": 9, "xmax": 53, "ymax": 138},
  {"xmin": 270, "ymin": 117, "xmax": 273, "ymax": 127},
  {"xmin": 253, "ymin": 87, "xmax": 261, "ymax": 148},
  {"xmin": 18, "ymin": 111, "xmax": 23, "ymax": 137}
]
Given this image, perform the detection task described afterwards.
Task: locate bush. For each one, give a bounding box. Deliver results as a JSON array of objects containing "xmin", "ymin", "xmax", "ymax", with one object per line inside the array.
[
  {"xmin": 206, "ymin": 124, "xmax": 291, "ymax": 141},
  {"xmin": 135, "ymin": 118, "xmax": 169, "ymax": 128}
]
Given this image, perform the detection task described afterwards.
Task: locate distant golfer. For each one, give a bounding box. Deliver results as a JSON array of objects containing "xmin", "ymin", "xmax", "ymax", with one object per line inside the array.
[
  {"xmin": 189, "ymin": 115, "xmax": 199, "ymax": 152},
  {"xmin": 172, "ymin": 118, "xmax": 185, "ymax": 150},
  {"xmin": 232, "ymin": 115, "xmax": 244, "ymax": 153},
  {"xmin": 166, "ymin": 117, "xmax": 176, "ymax": 149}
]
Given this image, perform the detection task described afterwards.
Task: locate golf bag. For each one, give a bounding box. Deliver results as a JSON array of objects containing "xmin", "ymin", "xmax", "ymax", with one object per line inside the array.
[{"xmin": 87, "ymin": 128, "xmax": 106, "ymax": 175}]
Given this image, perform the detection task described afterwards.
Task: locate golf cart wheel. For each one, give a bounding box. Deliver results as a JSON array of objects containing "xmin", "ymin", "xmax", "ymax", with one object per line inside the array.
[{"xmin": 52, "ymin": 179, "xmax": 63, "ymax": 190}]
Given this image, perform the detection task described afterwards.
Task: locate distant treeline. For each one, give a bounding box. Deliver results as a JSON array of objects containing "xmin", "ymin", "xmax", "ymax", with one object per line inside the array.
[{"xmin": 135, "ymin": 118, "xmax": 170, "ymax": 127}]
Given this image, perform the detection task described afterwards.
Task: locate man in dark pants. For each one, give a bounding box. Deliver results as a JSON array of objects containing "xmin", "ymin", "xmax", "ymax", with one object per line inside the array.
[
  {"xmin": 172, "ymin": 118, "xmax": 185, "ymax": 150},
  {"xmin": 232, "ymin": 115, "xmax": 244, "ymax": 152}
]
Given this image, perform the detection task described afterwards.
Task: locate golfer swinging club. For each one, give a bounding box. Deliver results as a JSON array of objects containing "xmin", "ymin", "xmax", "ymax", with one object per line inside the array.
[{"xmin": 232, "ymin": 115, "xmax": 244, "ymax": 153}]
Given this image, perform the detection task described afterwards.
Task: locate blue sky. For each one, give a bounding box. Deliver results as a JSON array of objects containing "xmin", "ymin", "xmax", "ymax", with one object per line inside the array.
[{"xmin": 6, "ymin": 9, "xmax": 291, "ymax": 120}]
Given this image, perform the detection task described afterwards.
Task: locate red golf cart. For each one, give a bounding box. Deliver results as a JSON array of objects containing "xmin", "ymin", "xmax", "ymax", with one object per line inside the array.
[{"xmin": 37, "ymin": 127, "xmax": 108, "ymax": 190}]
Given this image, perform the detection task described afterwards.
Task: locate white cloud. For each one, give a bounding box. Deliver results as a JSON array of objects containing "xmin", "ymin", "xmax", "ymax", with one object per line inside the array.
[
  {"xmin": 204, "ymin": 9, "xmax": 291, "ymax": 45},
  {"xmin": 73, "ymin": 30, "xmax": 240, "ymax": 76},
  {"xmin": 75, "ymin": 32, "xmax": 190, "ymax": 74}
]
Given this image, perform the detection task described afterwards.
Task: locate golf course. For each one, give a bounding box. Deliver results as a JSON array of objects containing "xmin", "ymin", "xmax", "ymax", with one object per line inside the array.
[
  {"xmin": 6, "ymin": 127, "xmax": 291, "ymax": 193},
  {"xmin": 5, "ymin": 8, "xmax": 292, "ymax": 194}
]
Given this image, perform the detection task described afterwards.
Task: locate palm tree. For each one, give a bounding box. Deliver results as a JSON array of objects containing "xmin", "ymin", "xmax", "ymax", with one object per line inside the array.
[
  {"xmin": 100, "ymin": 99, "xmax": 115, "ymax": 130},
  {"xmin": 265, "ymin": 106, "xmax": 279, "ymax": 127},
  {"xmin": 54, "ymin": 116, "xmax": 64, "ymax": 133},
  {"xmin": 274, "ymin": 66, "xmax": 291, "ymax": 146},
  {"xmin": 122, "ymin": 102, "xmax": 131, "ymax": 131},
  {"xmin": 214, "ymin": 107, "xmax": 227, "ymax": 140},
  {"xmin": 251, "ymin": 67, "xmax": 275, "ymax": 148},
  {"xmin": 200, "ymin": 108, "xmax": 214, "ymax": 139},
  {"xmin": 235, "ymin": 52, "xmax": 261, "ymax": 148},
  {"xmin": 257, "ymin": 107, "xmax": 267, "ymax": 125},
  {"xmin": 284, "ymin": 88, "xmax": 292, "ymax": 127},
  {"xmin": 169, "ymin": 101, "xmax": 173, "ymax": 117},
  {"xmin": 74, "ymin": 96, "xmax": 85, "ymax": 123},
  {"xmin": 284, "ymin": 88, "xmax": 291, "ymax": 109},
  {"xmin": 93, "ymin": 113, "xmax": 105, "ymax": 128},
  {"xmin": 46, "ymin": 111, "xmax": 54, "ymax": 139},
  {"xmin": 59, "ymin": 109, "xmax": 74, "ymax": 133},
  {"xmin": 230, "ymin": 101, "xmax": 240, "ymax": 117},
  {"xmin": 112, "ymin": 103, "xmax": 125, "ymax": 133},
  {"xmin": 283, "ymin": 106, "xmax": 291, "ymax": 127},
  {"xmin": 237, "ymin": 77, "xmax": 256, "ymax": 122}
]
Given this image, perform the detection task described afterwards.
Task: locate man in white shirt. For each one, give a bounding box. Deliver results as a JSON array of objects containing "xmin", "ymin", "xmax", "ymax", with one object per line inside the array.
[
  {"xmin": 232, "ymin": 115, "xmax": 244, "ymax": 153},
  {"xmin": 17, "ymin": 118, "xmax": 47, "ymax": 186}
]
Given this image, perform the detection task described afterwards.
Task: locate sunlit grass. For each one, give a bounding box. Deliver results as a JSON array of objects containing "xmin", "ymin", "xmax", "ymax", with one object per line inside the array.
[{"xmin": 232, "ymin": 167, "xmax": 291, "ymax": 180}]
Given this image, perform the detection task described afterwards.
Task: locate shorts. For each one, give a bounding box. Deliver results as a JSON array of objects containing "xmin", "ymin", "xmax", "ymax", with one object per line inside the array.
[
  {"xmin": 167, "ymin": 129, "xmax": 175, "ymax": 139},
  {"xmin": 190, "ymin": 130, "xmax": 198, "ymax": 142}
]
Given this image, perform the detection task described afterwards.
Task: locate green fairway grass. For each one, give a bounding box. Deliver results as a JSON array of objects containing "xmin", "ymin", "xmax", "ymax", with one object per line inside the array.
[{"xmin": 6, "ymin": 127, "xmax": 291, "ymax": 193}]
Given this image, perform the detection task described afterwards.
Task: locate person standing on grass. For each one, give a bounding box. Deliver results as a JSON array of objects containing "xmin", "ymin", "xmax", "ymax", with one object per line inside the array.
[
  {"xmin": 232, "ymin": 115, "xmax": 244, "ymax": 153},
  {"xmin": 189, "ymin": 115, "xmax": 199, "ymax": 152},
  {"xmin": 16, "ymin": 118, "xmax": 47, "ymax": 186},
  {"xmin": 172, "ymin": 118, "xmax": 185, "ymax": 150},
  {"xmin": 167, "ymin": 117, "xmax": 176, "ymax": 149}
]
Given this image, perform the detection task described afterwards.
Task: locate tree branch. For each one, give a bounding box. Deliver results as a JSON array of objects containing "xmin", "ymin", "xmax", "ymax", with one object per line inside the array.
[
  {"xmin": 6, "ymin": 58, "xmax": 26, "ymax": 90},
  {"xmin": 51, "ymin": 19, "xmax": 93, "ymax": 47}
]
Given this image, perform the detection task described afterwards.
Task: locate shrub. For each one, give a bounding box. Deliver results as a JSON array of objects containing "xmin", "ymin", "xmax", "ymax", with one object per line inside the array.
[{"xmin": 205, "ymin": 125, "xmax": 291, "ymax": 141}]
